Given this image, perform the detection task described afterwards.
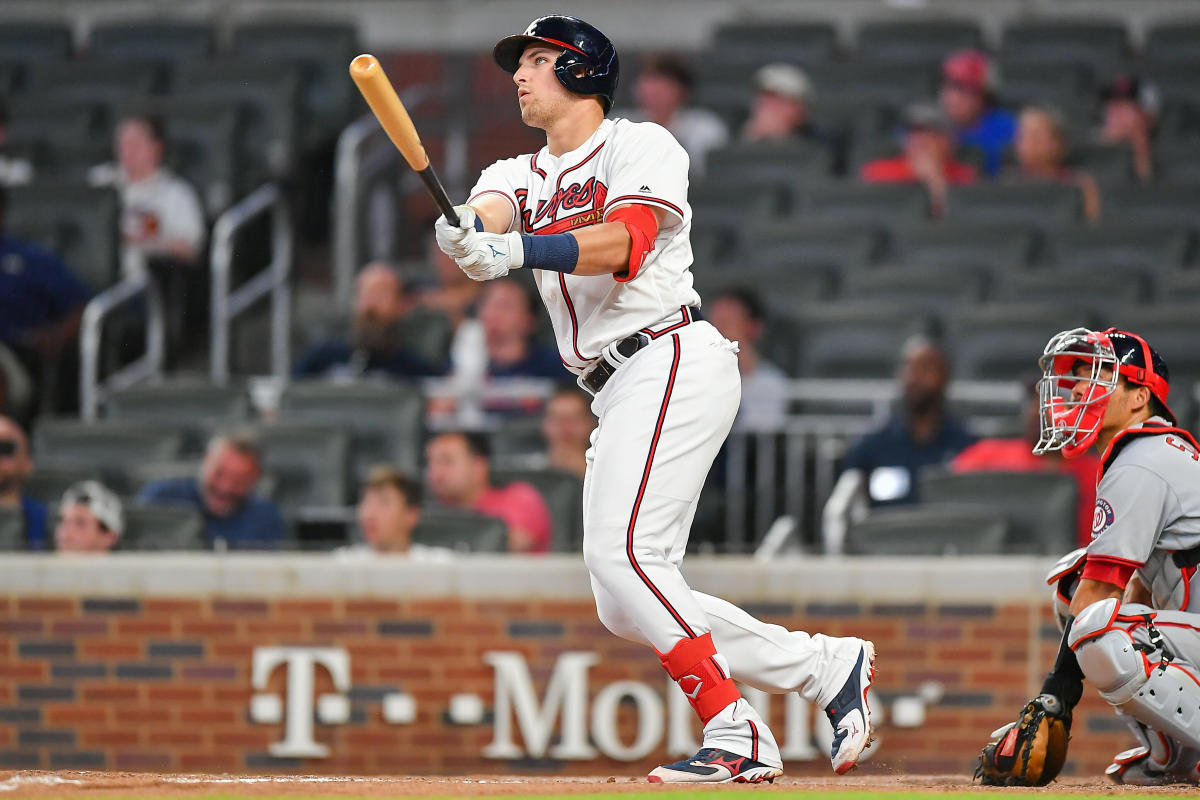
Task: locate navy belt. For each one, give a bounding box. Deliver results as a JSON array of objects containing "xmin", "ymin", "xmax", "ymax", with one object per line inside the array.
[
  {"xmin": 581, "ymin": 306, "xmax": 703, "ymax": 395},
  {"xmin": 1173, "ymin": 547, "xmax": 1200, "ymax": 569}
]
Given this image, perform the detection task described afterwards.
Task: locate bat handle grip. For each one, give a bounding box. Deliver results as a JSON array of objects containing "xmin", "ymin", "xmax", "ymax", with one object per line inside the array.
[{"xmin": 419, "ymin": 166, "xmax": 460, "ymax": 228}]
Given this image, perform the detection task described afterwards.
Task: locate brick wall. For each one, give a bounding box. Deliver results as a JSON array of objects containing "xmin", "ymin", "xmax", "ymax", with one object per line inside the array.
[{"xmin": 0, "ymin": 592, "xmax": 1130, "ymax": 776}]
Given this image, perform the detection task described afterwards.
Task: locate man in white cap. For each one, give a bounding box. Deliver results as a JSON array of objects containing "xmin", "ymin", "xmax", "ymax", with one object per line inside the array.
[
  {"xmin": 55, "ymin": 481, "xmax": 124, "ymax": 554},
  {"xmin": 741, "ymin": 63, "xmax": 827, "ymax": 145}
]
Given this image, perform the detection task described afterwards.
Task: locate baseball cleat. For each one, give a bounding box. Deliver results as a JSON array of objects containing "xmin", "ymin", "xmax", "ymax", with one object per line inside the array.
[
  {"xmin": 1106, "ymin": 747, "xmax": 1200, "ymax": 786},
  {"xmin": 647, "ymin": 748, "xmax": 783, "ymax": 784},
  {"xmin": 825, "ymin": 641, "xmax": 876, "ymax": 775}
]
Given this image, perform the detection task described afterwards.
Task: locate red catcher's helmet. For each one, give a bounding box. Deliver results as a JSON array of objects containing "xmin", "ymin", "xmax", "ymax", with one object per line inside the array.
[{"xmin": 1035, "ymin": 327, "xmax": 1175, "ymax": 459}]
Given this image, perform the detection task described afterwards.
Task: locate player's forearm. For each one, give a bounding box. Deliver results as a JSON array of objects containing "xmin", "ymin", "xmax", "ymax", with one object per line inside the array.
[
  {"xmin": 567, "ymin": 222, "xmax": 633, "ymax": 276},
  {"xmin": 1069, "ymin": 577, "xmax": 1123, "ymax": 616}
]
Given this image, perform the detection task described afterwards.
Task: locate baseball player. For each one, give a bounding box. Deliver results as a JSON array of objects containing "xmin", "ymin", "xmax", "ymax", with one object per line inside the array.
[
  {"xmin": 433, "ymin": 15, "xmax": 875, "ymax": 784},
  {"xmin": 978, "ymin": 328, "xmax": 1200, "ymax": 786}
]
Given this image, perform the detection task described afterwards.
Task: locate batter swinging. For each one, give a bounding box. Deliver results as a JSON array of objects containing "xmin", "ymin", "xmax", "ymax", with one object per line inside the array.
[{"xmin": 433, "ymin": 15, "xmax": 875, "ymax": 783}]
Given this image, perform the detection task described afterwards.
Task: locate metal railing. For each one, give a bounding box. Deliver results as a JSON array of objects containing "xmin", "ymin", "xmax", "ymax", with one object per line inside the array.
[
  {"xmin": 210, "ymin": 183, "xmax": 292, "ymax": 385},
  {"xmin": 722, "ymin": 378, "xmax": 1025, "ymax": 553},
  {"xmin": 79, "ymin": 260, "xmax": 166, "ymax": 422}
]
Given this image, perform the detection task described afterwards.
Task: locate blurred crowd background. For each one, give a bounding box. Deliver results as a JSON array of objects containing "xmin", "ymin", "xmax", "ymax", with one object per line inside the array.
[{"xmin": 0, "ymin": 0, "xmax": 1197, "ymax": 560}]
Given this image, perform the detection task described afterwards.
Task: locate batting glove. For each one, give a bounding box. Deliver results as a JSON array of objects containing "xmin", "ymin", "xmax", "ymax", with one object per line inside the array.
[
  {"xmin": 455, "ymin": 231, "xmax": 524, "ymax": 281},
  {"xmin": 434, "ymin": 205, "xmax": 478, "ymax": 259}
]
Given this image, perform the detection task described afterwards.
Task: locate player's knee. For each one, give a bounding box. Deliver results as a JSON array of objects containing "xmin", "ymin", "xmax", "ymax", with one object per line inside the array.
[
  {"xmin": 1069, "ymin": 599, "xmax": 1148, "ymax": 704},
  {"xmin": 593, "ymin": 597, "xmax": 640, "ymax": 640}
]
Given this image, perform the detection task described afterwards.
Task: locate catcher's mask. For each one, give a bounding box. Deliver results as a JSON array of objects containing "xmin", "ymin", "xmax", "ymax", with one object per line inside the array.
[{"xmin": 1034, "ymin": 327, "xmax": 1174, "ymax": 459}]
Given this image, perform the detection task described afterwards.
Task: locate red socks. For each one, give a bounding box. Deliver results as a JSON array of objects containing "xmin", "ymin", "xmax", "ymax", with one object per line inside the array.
[{"xmin": 657, "ymin": 633, "xmax": 741, "ymax": 725}]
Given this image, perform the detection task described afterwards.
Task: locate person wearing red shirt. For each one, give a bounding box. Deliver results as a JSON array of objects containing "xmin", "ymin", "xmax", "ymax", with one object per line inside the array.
[
  {"xmin": 861, "ymin": 103, "xmax": 976, "ymax": 217},
  {"xmin": 952, "ymin": 410, "xmax": 1100, "ymax": 547},
  {"xmin": 425, "ymin": 430, "xmax": 552, "ymax": 553}
]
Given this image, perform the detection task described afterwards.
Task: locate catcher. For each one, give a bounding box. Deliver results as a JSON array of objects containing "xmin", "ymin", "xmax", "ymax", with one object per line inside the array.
[{"xmin": 977, "ymin": 327, "xmax": 1200, "ymax": 787}]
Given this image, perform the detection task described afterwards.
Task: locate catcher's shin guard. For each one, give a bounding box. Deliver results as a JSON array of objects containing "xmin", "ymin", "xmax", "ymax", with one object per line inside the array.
[{"xmin": 1070, "ymin": 599, "xmax": 1200, "ymax": 751}]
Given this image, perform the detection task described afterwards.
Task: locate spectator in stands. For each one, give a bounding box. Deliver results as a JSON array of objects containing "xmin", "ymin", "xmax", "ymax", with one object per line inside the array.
[
  {"xmin": 0, "ymin": 100, "xmax": 33, "ymax": 186},
  {"xmin": 629, "ymin": 55, "xmax": 729, "ymax": 176},
  {"xmin": 0, "ymin": 415, "xmax": 46, "ymax": 550},
  {"xmin": 708, "ymin": 287, "xmax": 788, "ymax": 431},
  {"xmin": 425, "ymin": 431, "xmax": 552, "ymax": 553},
  {"xmin": 838, "ymin": 336, "xmax": 976, "ymax": 507},
  {"xmin": 1010, "ymin": 105, "xmax": 1101, "ymax": 222},
  {"xmin": 861, "ymin": 103, "xmax": 976, "ymax": 217},
  {"xmin": 479, "ymin": 278, "xmax": 561, "ymax": 380},
  {"xmin": 0, "ymin": 188, "xmax": 91, "ymax": 414},
  {"xmin": 54, "ymin": 480, "xmax": 123, "ymax": 554},
  {"xmin": 294, "ymin": 262, "xmax": 445, "ymax": 380},
  {"xmin": 938, "ymin": 50, "xmax": 1016, "ymax": 177},
  {"xmin": 741, "ymin": 63, "xmax": 827, "ymax": 146},
  {"xmin": 415, "ymin": 233, "xmax": 482, "ymax": 335},
  {"xmin": 540, "ymin": 387, "xmax": 595, "ymax": 480},
  {"xmin": 1096, "ymin": 73, "xmax": 1159, "ymax": 183},
  {"xmin": 139, "ymin": 430, "xmax": 285, "ymax": 550},
  {"xmin": 952, "ymin": 376, "xmax": 1099, "ymax": 547},
  {"xmin": 337, "ymin": 466, "xmax": 450, "ymax": 559},
  {"xmin": 91, "ymin": 114, "xmax": 206, "ymax": 271}
]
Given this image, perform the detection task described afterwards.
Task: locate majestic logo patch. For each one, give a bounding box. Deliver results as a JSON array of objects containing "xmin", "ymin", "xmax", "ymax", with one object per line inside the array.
[{"xmin": 1092, "ymin": 498, "xmax": 1115, "ymax": 537}]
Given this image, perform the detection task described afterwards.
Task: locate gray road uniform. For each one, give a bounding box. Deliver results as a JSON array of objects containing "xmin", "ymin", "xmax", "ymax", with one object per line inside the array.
[{"xmin": 1047, "ymin": 418, "xmax": 1200, "ymax": 781}]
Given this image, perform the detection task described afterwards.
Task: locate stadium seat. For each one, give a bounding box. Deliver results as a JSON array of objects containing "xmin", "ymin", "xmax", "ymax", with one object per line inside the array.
[
  {"xmin": 32, "ymin": 420, "xmax": 186, "ymax": 495},
  {"xmin": 231, "ymin": 22, "xmax": 361, "ymax": 146},
  {"xmin": 1155, "ymin": 142, "xmax": 1200, "ymax": 184},
  {"xmin": 789, "ymin": 303, "xmax": 935, "ymax": 379},
  {"xmin": 842, "ymin": 266, "xmax": 988, "ymax": 310},
  {"xmin": 393, "ymin": 307, "xmax": 454, "ymax": 373},
  {"xmin": 945, "ymin": 303, "xmax": 1098, "ymax": 382},
  {"xmin": 1068, "ymin": 142, "xmax": 1135, "ymax": 185},
  {"xmin": 945, "ymin": 183, "xmax": 1082, "ymax": 228},
  {"xmin": 889, "ymin": 223, "xmax": 1037, "ymax": 271},
  {"xmin": 0, "ymin": 506, "xmax": 27, "ymax": 551},
  {"xmin": 6, "ymin": 182, "xmax": 120, "ymax": 291},
  {"xmin": 170, "ymin": 60, "xmax": 302, "ymax": 187},
  {"xmin": 0, "ymin": 23, "xmax": 73, "ymax": 62},
  {"xmin": 798, "ymin": 182, "xmax": 930, "ymax": 226},
  {"xmin": 994, "ymin": 266, "xmax": 1153, "ymax": 320},
  {"xmin": 24, "ymin": 465, "xmax": 103, "ymax": 506},
  {"xmin": 855, "ymin": 19, "xmax": 983, "ymax": 64},
  {"xmin": 1000, "ymin": 20, "xmax": 1130, "ymax": 76},
  {"xmin": 995, "ymin": 60, "xmax": 1093, "ymax": 109},
  {"xmin": 120, "ymin": 505, "xmax": 206, "ymax": 551},
  {"xmin": 26, "ymin": 60, "xmax": 162, "ymax": 104},
  {"xmin": 492, "ymin": 468, "xmax": 584, "ymax": 553},
  {"xmin": 1144, "ymin": 22, "xmax": 1200, "ymax": 62},
  {"xmin": 740, "ymin": 220, "xmax": 884, "ymax": 275},
  {"xmin": 709, "ymin": 21, "xmax": 840, "ymax": 65},
  {"xmin": 693, "ymin": 263, "xmax": 838, "ymax": 314},
  {"xmin": 705, "ymin": 141, "xmax": 834, "ymax": 187},
  {"xmin": 1044, "ymin": 225, "xmax": 1192, "ymax": 272},
  {"xmin": 805, "ymin": 62, "xmax": 937, "ymax": 107},
  {"xmin": 3, "ymin": 104, "xmax": 99, "ymax": 176},
  {"xmin": 919, "ymin": 470, "xmax": 1078, "ymax": 555},
  {"xmin": 88, "ymin": 22, "xmax": 215, "ymax": 64},
  {"xmin": 846, "ymin": 505, "xmax": 1008, "ymax": 556},
  {"xmin": 1104, "ymin": 184, "xmax": 1200, "ymax": 228},
  {"xmin": 1159, "ymin": 271, "xmax": 1200, "ymax": 303},
  {"xmin": 255, "ymin": 422, "xmax": 349, "ymax": 509},
  {"xmin": 691, "ymin": 177, "xmax": 790, "ymax": 224},
  {"xmin": 106, "ymin": 380, "xmax": 250, "ymax": 454},
  {"xmin": 279, "ymin": 382, "xmax": 423, "ymax": 481},
  {"xmin": 1106, "ymin": 306, "xmax": 1200, "ymax": 387},
  {"xmin": 412, "ymin": 508, "xmax": 509, "ymax": 553}
]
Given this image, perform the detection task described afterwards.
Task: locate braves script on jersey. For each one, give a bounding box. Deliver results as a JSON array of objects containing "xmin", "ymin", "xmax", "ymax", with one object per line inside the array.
[
  {"xmin": 1088, "ymin": 418, "xmax": 1200, "ymax": 611},
  {"xmin": 468, "ymin": 118, "xmax": 701, "ymax": 371}
]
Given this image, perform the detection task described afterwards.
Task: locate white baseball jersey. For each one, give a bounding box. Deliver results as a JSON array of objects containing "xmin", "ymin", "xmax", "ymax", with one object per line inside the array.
[
  {"xmin": 1087, "ymin": 418, "xmax": 1200, "ymax": 611},
  {"xmin": 467, "ymin": 117, "xmax": 701, "ymax": 373}
]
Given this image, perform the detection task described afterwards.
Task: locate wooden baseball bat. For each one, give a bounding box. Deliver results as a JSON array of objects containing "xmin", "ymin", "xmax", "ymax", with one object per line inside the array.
[{"xmin": 349, "ymin": 54, "xmax": 460, "ymax": 227}]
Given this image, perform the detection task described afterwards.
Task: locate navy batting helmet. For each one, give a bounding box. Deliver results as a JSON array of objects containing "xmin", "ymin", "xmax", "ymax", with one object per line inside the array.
[{"xmin": 493, "ymin": 15, "xmax": 619, "ymax": 113}]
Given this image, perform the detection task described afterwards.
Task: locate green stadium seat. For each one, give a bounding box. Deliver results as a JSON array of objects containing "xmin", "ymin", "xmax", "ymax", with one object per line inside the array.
[
  {"xmin": 88, "ymin": 22, "xmax": 215, "ymax": 64},
  {"xmin": 6, "ymin": 183, "xmax": 121, "ymax": 291},
  {"xmin": 856, "ymin": 19, "xmax": 983, "ymax": 64},
  {"xmin": 846, "ymin": 505, "xmax": 1008, "ymax": 556},
  {"xmin": 0, "ymin": 23, "xmax": 73, "ymax": 62},
  {"xmin": 120, "ymin": 505, "xmax": 206, "ymax": 551}
]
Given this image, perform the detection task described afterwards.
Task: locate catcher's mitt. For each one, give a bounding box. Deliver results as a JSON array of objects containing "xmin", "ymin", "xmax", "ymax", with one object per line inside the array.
[{"xmin": 975, "ymin": 694, "xmax": 1071, "ymax": 786}]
